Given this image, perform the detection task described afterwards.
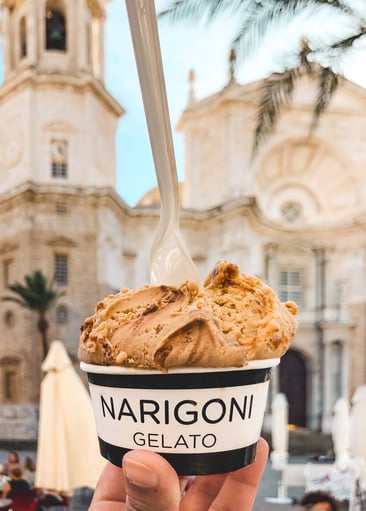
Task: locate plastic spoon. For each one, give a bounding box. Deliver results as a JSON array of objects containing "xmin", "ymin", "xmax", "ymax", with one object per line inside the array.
[{"xmin": 125, "ymin": 0, "xmax": 201, "ymax": 287}]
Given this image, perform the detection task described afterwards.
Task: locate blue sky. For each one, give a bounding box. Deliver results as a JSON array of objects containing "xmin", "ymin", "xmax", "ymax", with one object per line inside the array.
[
  {"xmin": 0, "ymin": 1, "xmax": 365, "ymax": 206},
  {"xmin": 105, "ymin": 0, "xmax": 366, "ymax": 206},
  {"xmin": 105, "ymin": 0, "xmax": 240, "ymax": 206}
]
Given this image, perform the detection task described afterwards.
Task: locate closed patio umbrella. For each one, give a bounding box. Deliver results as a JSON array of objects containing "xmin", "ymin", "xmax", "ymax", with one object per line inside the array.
[
  {"xmin": 265, "ymin": 392, "xmax": 292, "ymax": 504},
  {"xmin": 349, "ymin": 386, "xmax": 366, "ymax": 460},
  {"xmin": 348, "ymin": 386, "xmax": 366, "ymax": 511},
  {"xmin": 331, "ymin": 397, "xmax": 350, "ymax": 470},
  {"xmin": 270, "ymin": 393, "xmax": 289, "ymax": 470},
  {"xmin": 36, "ymin": 340, "xmax": 105, "ymax": 494}
]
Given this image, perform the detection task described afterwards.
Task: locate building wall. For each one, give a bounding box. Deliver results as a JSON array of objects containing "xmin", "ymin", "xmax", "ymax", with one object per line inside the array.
[{"xmin": 0, "ymin": 0, "xmax": 366, "ymax": 441}]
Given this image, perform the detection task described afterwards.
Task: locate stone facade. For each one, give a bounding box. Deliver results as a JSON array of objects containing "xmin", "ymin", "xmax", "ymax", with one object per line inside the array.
[{"xmin": 0, "ymin": 0, "xmax": 365, "ymax": 440}]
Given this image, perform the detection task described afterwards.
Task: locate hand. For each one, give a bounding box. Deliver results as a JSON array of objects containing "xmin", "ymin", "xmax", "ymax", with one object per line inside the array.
[{"xmin": 90, "ymin": 437, "xmax": 268, "ymax": 511}]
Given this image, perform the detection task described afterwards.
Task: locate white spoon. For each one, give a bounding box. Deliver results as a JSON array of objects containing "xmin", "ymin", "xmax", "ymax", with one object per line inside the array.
[{"xmin": 125, "ymin": 0, "xmax": 201, "ymax": 287}]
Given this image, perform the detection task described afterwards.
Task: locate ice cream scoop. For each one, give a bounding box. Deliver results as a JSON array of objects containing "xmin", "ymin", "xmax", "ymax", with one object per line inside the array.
[{"xmin": 79, "ymin": 261, "xmax": 298, "ymax": 371}]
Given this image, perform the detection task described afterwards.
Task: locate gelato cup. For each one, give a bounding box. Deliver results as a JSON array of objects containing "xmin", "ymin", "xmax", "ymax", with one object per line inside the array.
[{"xmin": 81, "ymin": 358, "xmax": 279, "ymax": 475}]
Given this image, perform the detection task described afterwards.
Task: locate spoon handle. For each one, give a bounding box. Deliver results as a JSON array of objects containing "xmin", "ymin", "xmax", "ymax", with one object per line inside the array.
[{"xmin": 125, "ymin": 0, "xmax": 179, "ymax": 222}]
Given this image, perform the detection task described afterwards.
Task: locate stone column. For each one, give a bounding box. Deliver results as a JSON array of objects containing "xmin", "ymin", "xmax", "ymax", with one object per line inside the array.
[
  {"xmin": 76, "ymin": 0, "xmax": 87, "ymax": 71},
  {"xmin": 28, "ymin": 0, "xmax": 38, "ymax": 66},
  {"xmin": 2, "ymin": 6, "xmax": 11, "ymax": 78}
]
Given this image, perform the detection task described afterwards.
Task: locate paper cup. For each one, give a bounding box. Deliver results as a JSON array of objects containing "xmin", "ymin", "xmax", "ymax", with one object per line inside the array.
[{"xmin": 81, "ymin": 358, "xmax": 279, "ymax": 475}]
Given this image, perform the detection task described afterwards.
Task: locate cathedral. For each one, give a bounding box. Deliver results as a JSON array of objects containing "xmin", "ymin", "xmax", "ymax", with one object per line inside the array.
[{"xmin": 0, "ymin": 0, "xmax": 366, "ymax": 442}]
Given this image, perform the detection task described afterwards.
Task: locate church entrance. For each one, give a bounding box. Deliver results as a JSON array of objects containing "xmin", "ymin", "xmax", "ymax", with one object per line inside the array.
[{"xmin": 279, "ymin": 349, "xmax": 307, "ymax": 427}]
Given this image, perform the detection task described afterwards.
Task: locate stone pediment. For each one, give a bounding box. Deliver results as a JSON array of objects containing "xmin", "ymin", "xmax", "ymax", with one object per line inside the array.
[
  {"xmin": 46, "ymin": 236, "xmax": 77, "ymax": 247},
  {"xmin": 264, "ymin": 240, "xmax": 314, "ymax": 257},
  {"xmin": 180, "ymin": 70, "xmax": 366, "ymax": 120},
  {"xmin": 43, "ymin": 120, "xmax": 76, "ymax": 133},
  {"xmin": 180, "ymin": 79, "xmax": 261, "ymax": 119}
]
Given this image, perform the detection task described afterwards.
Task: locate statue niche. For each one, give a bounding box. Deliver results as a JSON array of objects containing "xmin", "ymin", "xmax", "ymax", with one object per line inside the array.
[{"xmin": 45, "ymin": 0, "xmax": 67, "ymax": 51}]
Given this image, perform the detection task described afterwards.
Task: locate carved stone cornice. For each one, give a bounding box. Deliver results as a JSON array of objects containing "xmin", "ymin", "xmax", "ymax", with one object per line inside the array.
[
  {"xmin": 0, "ymin": 69, "xmax": 124, "ymax": 118},
  {"xmin": 0, "ymin": 242, "xmax": 19, "ymax": 255},
  {"xmin": 86, "ymin": 0, "xmax": 105, "ymax": 18}
]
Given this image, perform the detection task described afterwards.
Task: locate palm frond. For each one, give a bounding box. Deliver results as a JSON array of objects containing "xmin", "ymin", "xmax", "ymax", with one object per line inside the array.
[
  {"xmin": 310, "ymin": 66, "xmax": 339, "ymax": 131},
  {"xmin": 1, "ymin": 295, "xmax": 28, "ymax": 308},
  {"xmin": 158, "ymin": 0, "xmax": 246, "ymax": 23},
  {"xmin": 161, "ymin": 0, "xmax": 364, "ymax": 154},
  {"xmin": 2, "ymin": 270, "xmax": 64, "ymax": 314},
  {"xmin": 330, "ymin": 28, "xmax": 366, "ymax": 50},
  {"xmin": 252, "ymin": 67, "xmax": 300, "ymax": 156}
]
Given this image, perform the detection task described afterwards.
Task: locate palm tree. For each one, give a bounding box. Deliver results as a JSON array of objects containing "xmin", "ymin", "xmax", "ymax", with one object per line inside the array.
[
  {"xmin": 2, "ymin": 270, "xmax": 65, "ymax": 359},
  {"xmin": 159, "ymin": 0, "xmax": 366, "ymax": 154}
]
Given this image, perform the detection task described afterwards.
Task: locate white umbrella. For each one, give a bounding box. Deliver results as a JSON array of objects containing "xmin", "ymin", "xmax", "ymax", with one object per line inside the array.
[
  {"xmin": 270, "ymin": 393, "xmax": 289, "ymax": 471},
  {"xmin": 331, "ymin": 397, "xmax": 350, "ymax": 470},
  {"xmin": 36, "ymin": 340, "xmax": 105, "ymax": 494},
  {"xmin": 349, "ymin": 386, "xmax": 366, "ymax": 460},
  {"xmin": 265, "ymin": 393, "xmax": 292, "ymax": 504},
  {"xmin": 348, "ymin": 386, "xmax": 366, "ymax": 511}
]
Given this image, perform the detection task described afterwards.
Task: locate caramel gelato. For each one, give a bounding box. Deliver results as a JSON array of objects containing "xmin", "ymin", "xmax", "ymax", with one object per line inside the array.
[{"xmin": 79, "ymin": 261, "xmax": 298, "ymax": 371}]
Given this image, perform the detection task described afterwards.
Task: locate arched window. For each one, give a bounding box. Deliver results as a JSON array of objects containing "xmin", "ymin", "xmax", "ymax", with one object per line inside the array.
[
  {"xmin": 56, "ymin": 304, "xmax": 68, "ymax": 324},
  {"xmin": 45, "ymin": 0, "xmax": 67, "ymax": 51},
  {"xmin": 20, "ymin": 16, "xmax": 27, "ymax": 58}
]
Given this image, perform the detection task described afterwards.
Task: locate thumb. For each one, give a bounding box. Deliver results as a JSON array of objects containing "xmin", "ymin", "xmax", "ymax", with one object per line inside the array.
[{"xmin": 123, "ymin": 450, "xmax": 180, "ymax": 511}]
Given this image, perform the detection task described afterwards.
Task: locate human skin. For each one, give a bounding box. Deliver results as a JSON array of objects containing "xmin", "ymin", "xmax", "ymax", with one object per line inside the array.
[{"xmin": 90, "ymin": 437, "xmax": 268, "ymax": 511}]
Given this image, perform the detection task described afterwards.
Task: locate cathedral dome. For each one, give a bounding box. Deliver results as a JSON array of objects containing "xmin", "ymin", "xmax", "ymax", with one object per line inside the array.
[{"xmin": 137, "ymin": 182, "xmax": 184, "ymax": 206}]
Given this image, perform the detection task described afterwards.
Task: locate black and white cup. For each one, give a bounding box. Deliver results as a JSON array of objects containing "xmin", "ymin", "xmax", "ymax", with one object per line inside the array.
[{"xmin": 81, "ymin": 358, "xmax": 279, "ymax": 475}]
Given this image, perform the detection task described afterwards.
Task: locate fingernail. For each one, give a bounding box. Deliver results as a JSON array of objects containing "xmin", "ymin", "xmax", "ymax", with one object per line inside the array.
[{"xmin": 123, "ymin": 458, "xmax": 159, "ymax": 488}]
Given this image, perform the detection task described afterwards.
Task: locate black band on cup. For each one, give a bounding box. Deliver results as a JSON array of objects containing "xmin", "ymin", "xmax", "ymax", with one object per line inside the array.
[
  {"xmin": 88, "ymin": 368, "xmax": 271, "ymax": 389},
  {"xmin": 98, "ymin": 437, "xmax": 258, "ymax": 476}
]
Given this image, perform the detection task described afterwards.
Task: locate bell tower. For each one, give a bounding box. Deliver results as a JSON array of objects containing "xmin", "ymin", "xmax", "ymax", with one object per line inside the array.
[{"xmin": 0, "ymin": 0, "xmax": 123, "ymax": 195}]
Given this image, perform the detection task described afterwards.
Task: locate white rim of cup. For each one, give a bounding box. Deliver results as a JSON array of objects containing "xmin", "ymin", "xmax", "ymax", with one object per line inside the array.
[{"xmin": 80, "ymin": 358, "xmax": 280, "ymax": 375}]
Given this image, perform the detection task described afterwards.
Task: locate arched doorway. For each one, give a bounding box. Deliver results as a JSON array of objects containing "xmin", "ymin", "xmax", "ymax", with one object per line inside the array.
[{"xmin": 279, "ymin": 349, "xmax": 307, "ymax": 427}]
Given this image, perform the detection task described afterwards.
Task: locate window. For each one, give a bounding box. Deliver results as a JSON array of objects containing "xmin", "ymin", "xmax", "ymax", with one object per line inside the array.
[
  {"xmin": 56, "ymin": 304, "xmax": 68, "ymax": 324},
  {"xmin": 45, "ymin": 0, "xmax": 67, "ymax": 51},
  {"xmin": 4, "ymin": 310, "xmax": 15, "ymax": 328},
  {"xmin": 4, "ymin": 369, "xmax": 16, "ymax": 401},
  {"xmin": 3, "ymin": 259, "xmax": 13, "ymax": 287},
  {"xmin": 281, "ymin": 201, "xmax": 302, "ymax": 223},
  {"xmin": 51, "ymin": 139, "xmax": 68, "ymax": 178},
  {"xmin": 54, "ymin": 254, "xmax": 68, "ymax": 285},
  {"xmin": 279, "ymin": 269, "xmax": 303, "ymax": 306},
  {"xmin": 55, "ymin": 203, "xmax": 68, "ymax": 215},
  {"xmin": 20, "ymin": 16, "xmax": 27, "ymax": 58},
  {"xmin": 0, "ymin": 357, "xmax": 20, "ymax": 402}
]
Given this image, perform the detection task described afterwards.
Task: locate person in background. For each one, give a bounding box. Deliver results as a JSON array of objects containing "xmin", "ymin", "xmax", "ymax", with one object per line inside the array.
[
  {"xmin": 23, "ymin": 456, "xmax": 37, "ymax": 488},
  {"xmin": 299, "ymin": 490, "xmax": 340, "ymax": 511},
  {"xmin": 0, "ymin": 451, "xmax": 20, "ymax": 477},
  {"xmin": 2, "ymin": 464, "xmax": 31, "ymax": 498}
]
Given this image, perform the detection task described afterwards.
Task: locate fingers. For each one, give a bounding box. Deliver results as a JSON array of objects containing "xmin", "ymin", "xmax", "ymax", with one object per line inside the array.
[
  {"xmin": 212, "ymin": 437, "xmax": 269, "ymax": 511},
  {"xmin": 181, "ymin": 437, "xmax": 269, "ymax": 511},
  {"xmin": 90, "ymin": 461, "xmax": 127, "ymax": 511},
  {"xmin": 90, "ymin": 440, "xmax": 268, "ymax": 511},
  {"xmin": 180, "ymin": 472, "xmax": 226, "ymax": 510},
  {"xmin": 123, "ymin": 450, "xmax": 181, "ymax": 511}
]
